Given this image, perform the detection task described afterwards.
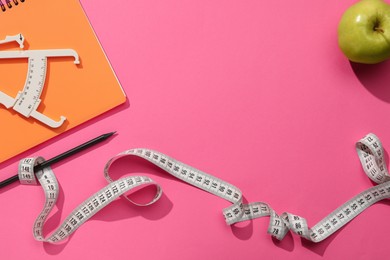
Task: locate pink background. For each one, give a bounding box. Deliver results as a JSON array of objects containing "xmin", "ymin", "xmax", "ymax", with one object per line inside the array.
[{"xmin": 1, "ymin": 0, "xmax": 390, "ymax": 259}]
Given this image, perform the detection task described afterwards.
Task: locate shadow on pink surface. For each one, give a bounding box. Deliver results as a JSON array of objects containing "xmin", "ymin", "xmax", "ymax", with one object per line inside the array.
[
  {"xmin": 270, "ymin": 219, "xmax": 348, "ymax": 255},
  {"xmin": 351, "ymin": 59, "xmax": 390, "ymax": 103},
  {"xmin": 272, "ymin": 231, "xmax": 295, "ymax": 252},
  {"xmin": 230, "ymin": 196, "xmax": 254, "ymax": 241},
  {"xmin": 301, "ymin": 226, "xmax": 343, "ymax": 256}
]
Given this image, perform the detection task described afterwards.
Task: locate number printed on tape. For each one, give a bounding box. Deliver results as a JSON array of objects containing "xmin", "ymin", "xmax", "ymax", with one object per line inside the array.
[{"xmin": 17, "ymin": 133, "xmax": 390, "ymax": 243}]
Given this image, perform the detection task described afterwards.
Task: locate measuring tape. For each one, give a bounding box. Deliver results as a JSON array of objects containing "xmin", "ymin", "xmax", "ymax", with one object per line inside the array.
[
  {"xmin": 18, "ymin": 133, "xmax": 390, "ymax": 243},
  {"xmin": 0, "ymin": 34, "xmax": 79, "ymax": 128}
]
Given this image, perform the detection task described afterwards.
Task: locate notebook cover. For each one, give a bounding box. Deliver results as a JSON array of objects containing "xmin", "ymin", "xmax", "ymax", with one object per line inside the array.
[{"xmin": 0, "ymin": 0, "xmax": 126, "ymax": 163}]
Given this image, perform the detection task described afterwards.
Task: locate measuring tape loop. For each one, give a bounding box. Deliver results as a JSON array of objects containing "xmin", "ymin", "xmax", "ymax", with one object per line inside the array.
[
  {"xmin": 18, "ymin": 157, "xmax": 162, "ymax": 243},
  {"xmin": 264, "ymin": 133, "xmax": 390, "ymax": 242},
  {"xmin": 356, "ymin": 133, "xmax": 390, "ymax": 184},
  {"xmin": 18, "ymin": 133, "xmax": 390, "ymax": 243}
]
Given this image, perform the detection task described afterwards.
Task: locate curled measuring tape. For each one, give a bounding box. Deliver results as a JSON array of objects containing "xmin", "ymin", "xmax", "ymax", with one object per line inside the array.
[{"xmin": 18, "ymin": 133, "xmax": 390, "ymax": 243}]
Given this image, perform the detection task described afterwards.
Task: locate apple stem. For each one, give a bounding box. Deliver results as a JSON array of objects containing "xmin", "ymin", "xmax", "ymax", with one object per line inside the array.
[
  {"xmin": 374, "ymin": 18, "xmax": 384, "ymax": 33},
  {"xmin": 375, "ymin": 27, "xmax": 385, "ymax": 33}
]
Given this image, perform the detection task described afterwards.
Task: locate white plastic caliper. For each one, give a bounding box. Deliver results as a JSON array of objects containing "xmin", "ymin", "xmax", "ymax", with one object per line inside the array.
[{"xmin": 0, "ymin": 34, "xmax": 79, "ymax": 128}]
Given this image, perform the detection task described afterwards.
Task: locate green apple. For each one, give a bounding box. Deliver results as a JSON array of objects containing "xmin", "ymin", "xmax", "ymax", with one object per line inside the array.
[{"xmin": 338, "ymin": 0, "xmax": 390, "ymax": 64}]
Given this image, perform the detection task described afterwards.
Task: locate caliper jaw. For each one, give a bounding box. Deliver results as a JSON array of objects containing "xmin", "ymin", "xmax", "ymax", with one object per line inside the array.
[
  {"xmin": 0, "ymin": 33, "xmax": 78, "ymax": 129},
  {"xmin": 0, "ymin": 90, "xmax": 17, "ymax": 108},
  {"xmin": 0, "ymin": 91, "xmax": 66, "ymax": 128}
]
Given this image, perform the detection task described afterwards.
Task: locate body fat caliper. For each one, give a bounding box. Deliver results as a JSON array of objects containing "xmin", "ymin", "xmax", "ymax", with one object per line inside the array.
[{"xmin": 0, "ymin": 34, "xmax": 79, "ymax": 128}]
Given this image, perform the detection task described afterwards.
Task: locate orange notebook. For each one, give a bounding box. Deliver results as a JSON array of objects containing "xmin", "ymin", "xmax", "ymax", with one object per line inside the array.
[{"xmin": 0, "ymin": 0, "xmax": 126, "ymax": 163}]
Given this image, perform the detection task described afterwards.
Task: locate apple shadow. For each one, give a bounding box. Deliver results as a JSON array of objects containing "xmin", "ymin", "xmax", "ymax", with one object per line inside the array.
[{"xmin": 350, "ymin": 59, "xmax": 390, "ymax": 103}]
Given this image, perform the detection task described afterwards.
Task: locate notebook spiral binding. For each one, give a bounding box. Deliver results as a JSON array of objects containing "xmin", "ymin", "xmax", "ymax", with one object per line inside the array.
[{"xmin": 0, "ymin": 0, "xmax": 25, "ymax": 12}]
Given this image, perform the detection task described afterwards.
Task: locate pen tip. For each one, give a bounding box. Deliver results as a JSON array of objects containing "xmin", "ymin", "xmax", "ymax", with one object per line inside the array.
[{"xmin": 102, "ymin": 131, "xmax": 117, "ymax": 138}]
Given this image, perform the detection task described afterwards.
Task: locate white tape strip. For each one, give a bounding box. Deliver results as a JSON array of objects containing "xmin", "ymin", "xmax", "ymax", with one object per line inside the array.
[
  {"xmin": 19, "ymin": 133, "xmax": 390, "ymax": 243},
  {"xmin": 19, "ymin": 158, "xmax": 162, "ymax": 243}
]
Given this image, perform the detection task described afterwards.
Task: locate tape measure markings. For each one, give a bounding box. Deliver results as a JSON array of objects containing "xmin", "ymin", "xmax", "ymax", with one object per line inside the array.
[
  {"xmin": 18, "ymin": 133, "xmax": 390, "ymax": 243},
  {"xmin": 19, "ymin": 156, "xmax": 162, "ymax": 243}
]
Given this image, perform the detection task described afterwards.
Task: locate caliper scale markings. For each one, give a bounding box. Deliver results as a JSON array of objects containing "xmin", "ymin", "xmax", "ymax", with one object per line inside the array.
[{"xmin": 0, "ymin": 34, "xmax": 79, "ymax": 128}]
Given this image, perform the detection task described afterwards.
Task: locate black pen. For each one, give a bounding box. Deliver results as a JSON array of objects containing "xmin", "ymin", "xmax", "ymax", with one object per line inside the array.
[{"xmin": 0, "ymin": 131, "xmax": 116, "ymax": 189}]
